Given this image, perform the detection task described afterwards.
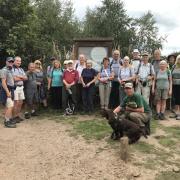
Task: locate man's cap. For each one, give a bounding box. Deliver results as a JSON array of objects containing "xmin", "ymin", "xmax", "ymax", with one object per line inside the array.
[
  {"xmin": 141, "ymin": 51, "xmax": 149, "ymax": 56},
  {"xmin": 67, "ymin": 60, "xmax": 73, "ymax": 64},
  {"xmin": 124, "ymin": 82, "xmax": 133, "ymax": 89},
  {"xmin": 6, "ymin": 57, "xmax": 14, "ymax": 62},
  {"xmin": 63, "ymin": 60, "xmax": 69, "ymax": 65},
  {"xmin": 133, "ymin": 49, "xmax": 139, "ymax": 53}
]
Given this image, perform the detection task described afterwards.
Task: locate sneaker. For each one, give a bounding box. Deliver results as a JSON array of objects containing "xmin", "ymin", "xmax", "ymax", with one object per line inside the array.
[
  {"xmin": 18, "ymin": 116, "xmax": 24, "ymax": 122},
  {"xmin": 4, "ymin": 120, "xmax": 16, "ymax": 128},
  {"xmin": 159, "ymin": 113, "xmax": 166, "ymax": 120},
  {"xmin": 169, "ymin": 114, "xmax": 177, "ymax": 118}
]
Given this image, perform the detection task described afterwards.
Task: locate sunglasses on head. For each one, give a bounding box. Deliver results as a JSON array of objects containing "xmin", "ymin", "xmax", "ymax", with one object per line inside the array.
[{"xmin": 35, "ymin": 63, "xmax": 41, "ymax": 65}]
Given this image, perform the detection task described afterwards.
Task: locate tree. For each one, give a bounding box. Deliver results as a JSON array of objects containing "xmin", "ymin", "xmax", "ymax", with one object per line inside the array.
[
  {"xmin": 130, "ymin": 11, "xmax": 166, "ymax": 54},
  {"xmin": 0, "ymin": 0, "xmax": 36, "ymax": 58},
  {"xmin": 83, "ymin": 0, "xmax": 134, "ymax": 55}
]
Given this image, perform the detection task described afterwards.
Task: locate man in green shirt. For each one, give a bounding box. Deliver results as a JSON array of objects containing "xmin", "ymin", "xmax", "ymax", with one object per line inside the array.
[{"xmin": 113, "ymin": 82, "xmax": 152, "ymax": 129}]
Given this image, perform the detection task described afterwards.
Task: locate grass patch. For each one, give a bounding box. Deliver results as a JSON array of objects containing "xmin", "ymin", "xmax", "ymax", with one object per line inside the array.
[
  {"xmin": 73, "ymin": 119, "xmax": 111, "ymax": 140},
  {"xmin": 161, "ymin": 126, "xmax": 180, "ymax": 139},
  {"xmin": 133, "ymin": 141, "xmax": 156, "ymax": 154},
  {"xmin": 155, "ymin": 171, "xmax": 180, "ymax": 180},
  {"xmin": 158, "ymin": 138, "xmax": 176, "ymax": 147}
]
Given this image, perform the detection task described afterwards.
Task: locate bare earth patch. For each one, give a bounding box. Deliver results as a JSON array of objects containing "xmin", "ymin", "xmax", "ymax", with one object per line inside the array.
[{"xmin": 0, "ymin": 109, "xmax": 180, "ymax": 180}]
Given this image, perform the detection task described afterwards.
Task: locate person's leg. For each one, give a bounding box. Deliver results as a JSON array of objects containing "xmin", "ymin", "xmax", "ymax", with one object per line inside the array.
[
  {"xmin": 50, "ymin": 87, "xmax": 56, "ymax": 109},
  {"xmin": 160, "ymin": 99, "xmax": 167, "ymax": 120},
  {"xmin": 129, "ymin": 112, "xmax": 148, "ymax": 127},
  {"xmin": 142, "ymin": 86, "xmax": 150, "ymax": 104},
  {"xmin": 135, "ymin": 82, "xmax": 142, "ymax": 95},
  {"xmin": 82, "ymin": 88, "xmax": 88, "ymax": 112},
  {"xmin": 119, "ymin": 85, "xmax": 126, "ymax": 105},
  {"xmin": 105, "ymin": 83, "xmax": 111, "ymax": 110},
  {"xmin": 87, "ymin": 86, "xmax": 95, "ymax": 112},
  {"xmin": 109, "ymin": 81, "xmax": 119, "ymax": 109},
  {"xmin": 99, "ymin": 83, "xmax": 105, "ymax": 109}
]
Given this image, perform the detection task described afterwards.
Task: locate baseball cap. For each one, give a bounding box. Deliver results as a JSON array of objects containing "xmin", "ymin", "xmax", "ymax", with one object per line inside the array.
[
  {"xmin": 133, "ymin": 49, "xmax": 139, "ymax": 53},
  {"xmin": 124, "ymin": 82, "xmax": 133, "ymax": 89},
  {"xmin": 67, "ymin": 60, "xmax": 73, "ymax": 64},
  {"xmin": 6, "ymin": 57, "xmax": 14, "ymax": 62},
  {"xmin": 141, "ymin": 51, "xmax": 149, "ymax": 56}
]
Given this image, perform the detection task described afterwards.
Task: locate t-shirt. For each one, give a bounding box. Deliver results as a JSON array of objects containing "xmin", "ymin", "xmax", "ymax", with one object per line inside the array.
[
  {"xmin": 25, "ymin": 71, "xmax": 37, "ymax": 90},
  {"xmin": 120, "ymin": 93, "xmax": 151, "ymax": 113},
  {"xmin": 131, "ymin": 59, "xmax": 140, "ymax": 72},
  {"xmin": 36, "ymin": 71, "xmax": 45, "ymax": 83},
  {"xmin": 12, "ymin": 66, "xmax": 26, "ymax": 86},
  {"xmin": 50, "ymin": 69, "xmax": 63, "ymax": 87},
  {"xmin": 118, "ymin": 66, "xmax": 134, "ymax": 80},
  {"xmin": 0, "ymin": 67, "xmax": 14, "ymax": 87},
  {"xmin": 99, "ymin": 66, "xmax": 112, "ymax": 79},
  {"xmin": 136, "ymin": 62, "xmax": 155, "ymax": 80},
  {"xmin": 152, "ymin": 60, "xmax": 160, "ymax": 75},
  {"xmin": 156, "ymin": 70, "xmax": 171, "ymax": 90},
  {"xmin": 75, "ymin": 63, "xmax": 86, "ymax": 83},
  {"xmin": 172, "ymin": 67, "xmax": 180, "ymax": 85},
  {"xmin": 110, "ymin": 59, "xmax": 121, "ymax": 81},
  {"xmin": 63, "ymin": 69, "xmax": 79, "ymax": 84},
  {"xmin": 81, "ymin": 68, "xmax": 97, "ymax": 86}
]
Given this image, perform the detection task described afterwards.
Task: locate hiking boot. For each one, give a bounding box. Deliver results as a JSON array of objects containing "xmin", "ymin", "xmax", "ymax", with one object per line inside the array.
[
  {"xmin": 159, "ymin": 113, "xmax": 166, "ymax": 120},
  {"xmin": 13, "ymin": 116, "xmax": 21, "ymax": 123},
  {"xmin": 4, "ymin": 120, "xmax": 16, "ymax": 128},
  {"xmin": 176, "ymin": 115, "xmax": 180, "ymax": 120},
  {"xmin": 154, "ymin": 113, "xmax": 160, "ymax": 120},
  {"xmin": 10, "ymin": 118, "xmax": 16, "ymax": 125},
  {"xmin": 169, "ymin": 114, "xmax": 177, "ymax": 118},
  {"xmin": 24, "ymin": 112, "xmax": 31, "ymax": 119},
  {"xmin": 31, "ymin": 111, "xmax": 38, "ymax": 116}
]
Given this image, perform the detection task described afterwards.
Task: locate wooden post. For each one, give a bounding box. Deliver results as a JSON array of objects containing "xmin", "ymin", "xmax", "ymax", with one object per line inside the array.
[{"xmin": 120, "ymin": 137, "xmax": 129, "ymax": 162}]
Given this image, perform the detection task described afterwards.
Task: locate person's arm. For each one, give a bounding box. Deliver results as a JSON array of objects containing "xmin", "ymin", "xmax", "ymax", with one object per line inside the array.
[
  {"xmin": 113, "ymin": 106, "xmax": 121, "ymax": 113},
  {"xmin": 80, "ymin": 76, "xmax": 86, "ymax": 87},
  {"xmin": 47, "ymin": 78, "xmax": 52, "ymax": 90},
  {"xmin": 86, "ymin": 70, "xmax": 97, "ymax": 87},
  {"xmin": 109, "ymin": 71, "xmax": 114, "ymax": 80},
  {"xmin": 151, "ymin": 76, "xmax": 156, "ymax": 94},
  {"xmin": 2, "ymin": 79, "xmax": 11, "ymax": 97},
  {"xmin": 169, "ymin": 75, "xmax": 173, "ymax": 96}
]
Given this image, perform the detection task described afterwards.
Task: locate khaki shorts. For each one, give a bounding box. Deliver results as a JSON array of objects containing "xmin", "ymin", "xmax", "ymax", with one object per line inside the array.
[
  {"xmin": 14, "ymin": 86, "xmax": 25, "ymax": 101},
  {"xmin": 155, "ymin": 89, "xmax": 168, "ymax": 100}
]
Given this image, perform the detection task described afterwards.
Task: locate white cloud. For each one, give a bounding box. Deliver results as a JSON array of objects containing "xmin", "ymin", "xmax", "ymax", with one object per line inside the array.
[{"xmin": 72, "ymin": 0, "xmax": 180, "ymax": 55}]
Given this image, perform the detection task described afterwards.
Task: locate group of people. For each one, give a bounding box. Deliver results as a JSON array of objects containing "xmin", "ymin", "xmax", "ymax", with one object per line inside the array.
[{"xmin": 0, "ymin": 48, "xmax": 180, "ymax": 129}]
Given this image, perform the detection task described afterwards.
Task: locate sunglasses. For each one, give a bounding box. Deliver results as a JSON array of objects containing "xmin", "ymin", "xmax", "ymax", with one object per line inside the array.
[{"xmin": 8, "ymin": 61, "xmax": 14, "ymax": 63}]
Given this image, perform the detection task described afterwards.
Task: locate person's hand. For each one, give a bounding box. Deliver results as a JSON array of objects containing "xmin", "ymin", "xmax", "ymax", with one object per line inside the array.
[
  {"xmin": 86, "ymin": 83, "xmax": 91, "ymax": 87},
  {"xmin": 147, "ymin": 76, "xmax": 152, "ymax": 80},
  {"xmin": 126, "ymin": 106, "xmax": 132, "ymax": 111},
  {"xmin": 168, "ymin": 90, "xmax": 172, "ymax": 96},
  {"xmin": 82, "ymin": 82, "xmax": 86, "ymax": 87},
  {"xmin": 6, "ymin": 91, "xmax": 11, "ymax": 98}
]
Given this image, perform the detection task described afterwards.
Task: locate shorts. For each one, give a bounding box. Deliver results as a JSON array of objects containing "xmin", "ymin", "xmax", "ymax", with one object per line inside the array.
[
  {"xmin": 25, "ymin": 89, "xmax": 38, "ymax": 105},
  {"xmin": 14, "ymin": 86, "xmax": 25, "ymax": 101},
  {"xmin": 155, "ymin": 89, "xmax": 169, "ymax": 100},
  {"xmin": 0, "ymin": 86, "xmax": 14, "ymax": 106}
]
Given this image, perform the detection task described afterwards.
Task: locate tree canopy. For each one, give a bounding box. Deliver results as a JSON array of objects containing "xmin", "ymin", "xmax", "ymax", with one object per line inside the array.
[{"xmin": 0, "ymin": 0, "xmax": 165, "ymax": 63}]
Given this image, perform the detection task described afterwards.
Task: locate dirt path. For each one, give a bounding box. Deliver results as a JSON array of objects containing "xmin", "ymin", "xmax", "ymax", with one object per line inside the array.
[{"xmin": 0, "ymin": 119, "xmax": 139, "ymax": 180}]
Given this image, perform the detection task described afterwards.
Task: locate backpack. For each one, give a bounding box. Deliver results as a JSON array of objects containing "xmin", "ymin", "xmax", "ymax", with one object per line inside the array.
[{"xmin": 110, "ymin": 59, "xmax": 122, "ymax": 68}]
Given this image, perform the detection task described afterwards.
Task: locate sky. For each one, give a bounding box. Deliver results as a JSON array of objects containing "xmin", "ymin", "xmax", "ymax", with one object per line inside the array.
[{"xmin": 72, "ymin": 0, "xmax": 180, "ymax": 55}]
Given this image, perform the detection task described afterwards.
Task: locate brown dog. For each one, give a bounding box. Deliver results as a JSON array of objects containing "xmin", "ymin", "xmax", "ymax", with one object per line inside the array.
[{"xmin": 102, "ymin": 110, "xmax": 147, "ymax": 144}]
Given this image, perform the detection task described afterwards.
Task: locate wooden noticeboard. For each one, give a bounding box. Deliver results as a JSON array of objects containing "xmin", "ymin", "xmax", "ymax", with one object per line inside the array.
[{"xmin": 73, "ymin": 38, "xmax": 113, "ymax": 70}]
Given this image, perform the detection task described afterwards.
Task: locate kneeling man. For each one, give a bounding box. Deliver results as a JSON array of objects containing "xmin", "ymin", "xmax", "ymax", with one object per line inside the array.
[{"xmin": 113, "ymin": 82, "xmax": 152, "ymax": 134}]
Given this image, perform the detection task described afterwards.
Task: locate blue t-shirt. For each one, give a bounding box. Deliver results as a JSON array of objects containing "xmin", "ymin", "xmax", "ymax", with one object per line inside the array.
[{"xmin": 50, "ymin": 69, "xmax": 63, "ymax": 87}]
